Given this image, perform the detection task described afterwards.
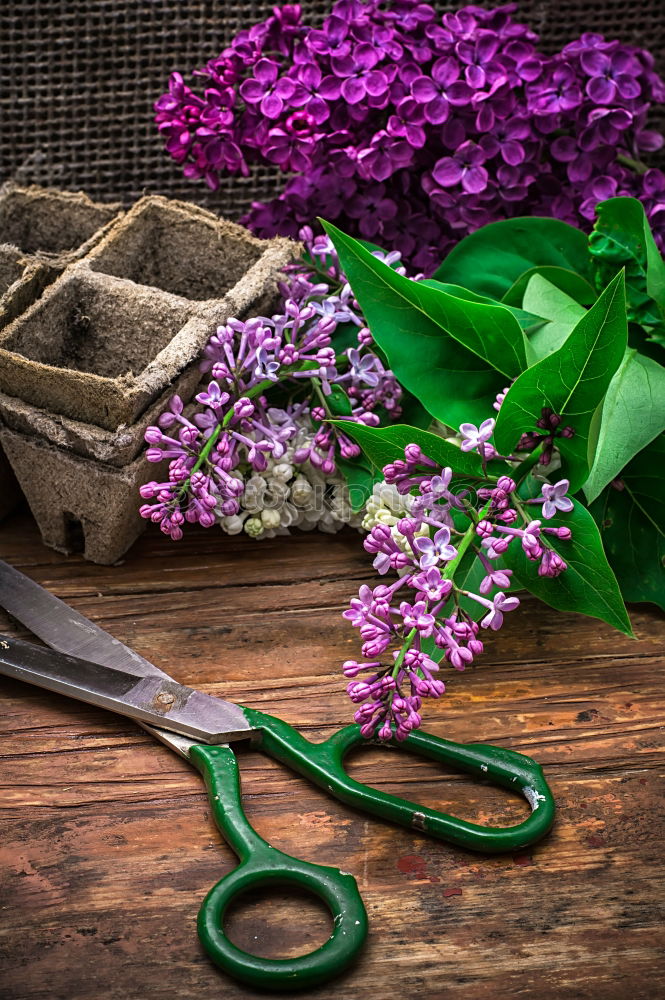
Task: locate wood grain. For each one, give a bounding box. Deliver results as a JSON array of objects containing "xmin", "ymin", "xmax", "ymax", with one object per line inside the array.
[{"xmin": 0, "ymin": 508, "xmax": 663, "ymax": 1000}]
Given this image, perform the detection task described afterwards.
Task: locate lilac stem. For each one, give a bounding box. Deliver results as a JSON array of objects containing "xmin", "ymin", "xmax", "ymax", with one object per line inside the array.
[
  {"xmin": 441, "ymin": 500, "xmax": 493, "ymax": 580},
  {"xmin": 513, "ymin": 441, "xmax": 546, "ymax": 486},
  {"xmin": 392, "ymin": 626, "xmax": 417, "ymax": 677}
]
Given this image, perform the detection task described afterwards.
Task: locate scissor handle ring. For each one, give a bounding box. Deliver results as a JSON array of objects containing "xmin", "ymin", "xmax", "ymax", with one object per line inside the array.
[
  {"xmin": 197, "ymin": 854, "xmax": 367, "ymax": 991},
  {"xmin": 190, "ymin": 742, "xmax": 368, "ymax": 990}
]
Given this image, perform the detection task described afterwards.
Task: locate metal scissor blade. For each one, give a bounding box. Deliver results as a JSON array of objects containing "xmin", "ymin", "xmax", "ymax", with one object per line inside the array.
[
  {"xmin": 0, "ymin": 559, "xmax": 168, "ymax": 679},
  {"xmin": 0, "ymin": 561, "xmax": 240, "ymax": 759},
  {"xmin": 0, "ymin": 634, "xmax": 255, "ymax": 744}
]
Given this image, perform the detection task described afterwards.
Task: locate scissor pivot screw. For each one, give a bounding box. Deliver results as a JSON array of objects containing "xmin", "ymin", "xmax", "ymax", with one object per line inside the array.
[{"xmin": 156, "ymin": 692, "xmax": 175, "ymax": 707}]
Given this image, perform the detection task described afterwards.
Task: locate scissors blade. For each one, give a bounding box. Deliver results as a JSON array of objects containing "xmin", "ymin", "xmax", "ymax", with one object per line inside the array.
[
  {"xmin": 0, "ymin": 559, "xmax": 169, "ymax": 678},
  {"xmin": 0, "ymin": 633, "xmax": 255, "ymax": 744},
  {"xmin": 0, "ymin": 561, "xmax": 235, "ymax": 758}
]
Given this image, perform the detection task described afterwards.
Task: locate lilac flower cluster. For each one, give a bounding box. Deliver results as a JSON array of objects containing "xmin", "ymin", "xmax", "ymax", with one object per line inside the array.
[
  {"xmin": 155, "ymin": 1, "xmax": 665, "ymax": 273},
  {"xmin": 139, "ymin": 230, "xmax": 402, "ymax": 539},
  {"xmin": 345, "ymin": 433, "xmax": 574, "ymax": 740}
]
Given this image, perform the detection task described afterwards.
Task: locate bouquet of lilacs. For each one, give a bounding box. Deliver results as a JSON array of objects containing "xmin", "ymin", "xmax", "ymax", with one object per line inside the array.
[
  {"xmin": 138, "ymin": 231, "xmax": 410, "ymax": 541},
  {"xmin": 155, "ymin": 0, "xmax": 665, "ymax": 273},
  {"xmin": 324, "ymin": 195, "xmax": 664, "ymax": 739}
]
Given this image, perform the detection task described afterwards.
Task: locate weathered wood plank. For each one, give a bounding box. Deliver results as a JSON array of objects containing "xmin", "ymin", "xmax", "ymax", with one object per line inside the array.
[{"xmin": 0, "ymin": 509, "xmax": 663, "ymax": 1000}]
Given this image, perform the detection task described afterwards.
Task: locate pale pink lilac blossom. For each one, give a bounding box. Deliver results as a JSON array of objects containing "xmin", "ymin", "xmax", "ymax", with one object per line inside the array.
[{"xmin": 344, "ymin": 434, "xmax": 573, "ymax": 740}]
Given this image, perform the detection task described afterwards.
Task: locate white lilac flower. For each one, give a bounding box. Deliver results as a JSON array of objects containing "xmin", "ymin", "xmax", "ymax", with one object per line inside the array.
[
  {"xmin": 220, "ymin": 514, "xmax": 245, "ymax": 535},
  {"xmin": 361, "ymin": 481, "xmax": 415, "ymax": 531},
  {"xmin": 244, "ymin": 517, "xmax": 264, "ymax": 538},
  {"xmin": 361, "ymin": 481, "xmax": 429, "ymax": 552},
  {"xmin": 241, "ymin": 474, "xmax": 267, "ymax": 513},
  {"xmin": 271, "ymin": 462, "xmax": 295, "ymax": 482},
  {"xmin": 291, "ymin": 474, "xmax": 314, "ymax": 507},
  {"xmin": 211, "ymin": 408, "xmax": 363, "ymax": 541},
  {"xmin": 260, "ymin": 508, "xmax": 282, "ymax": 530}
]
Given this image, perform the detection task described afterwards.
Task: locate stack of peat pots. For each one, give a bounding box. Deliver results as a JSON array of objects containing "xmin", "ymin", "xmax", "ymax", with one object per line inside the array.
[{"xmin": 0, "ymin": 184, "xmax": 295, "ymax": 562}]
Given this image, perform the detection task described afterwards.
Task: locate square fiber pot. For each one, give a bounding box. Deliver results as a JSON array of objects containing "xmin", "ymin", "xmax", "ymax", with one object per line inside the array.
[
  {"xmin": 0, "ymin": 362, "xmax": 205, "ymax": 467},
  {"xmin": 0, "ymin": 245, "xmax": 29, "ymax": 295},
  {"xmin": 0, "ymin": 183, "xmax": 122, "ymax": 330},
  {"xmin": 0, "ymin": 199, "xmax": 296, "ymax": 431},
  {"xmin": 0, "ymin": 244, "xmax": 45, "ymax": 330},
  {"xmin": 85, "ymin": 194, "xmax": 282, "ymax": 305},
  {"xmin": 0, "ymin": 427, "xmax": 162, "ymax": 565},
  {"xmin": 0, "ymin": 193, "xmax": 297, "ymax": 560},
  {"xmin": 0, "ymin": 263, "xmax": 201, "ymax": 429},
  {"xmin": 0, "ymin": 182, "xmax": 121, "ymax": 260}
]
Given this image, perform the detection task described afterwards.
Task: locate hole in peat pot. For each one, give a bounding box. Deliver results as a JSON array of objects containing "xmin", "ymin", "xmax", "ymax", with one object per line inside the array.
[
  {"xmin": 63, "ymin": 512, "xmax": 85, "ymax": 553},
  {"xmin": 223, "ymin": 885, "xmax": 333, "ymax": 960},
  {"xmin": 344, "ymin": 745, "xmax": 531, "ymax": 828}
]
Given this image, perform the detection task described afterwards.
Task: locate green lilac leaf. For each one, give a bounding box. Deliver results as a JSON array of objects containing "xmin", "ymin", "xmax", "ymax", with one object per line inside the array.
[
  {"xmin": 502, "ymin": 266, "xmax": 597, "ymax": 307},
  {"xmin": 356, "ymin": 237, "xmax": 386, "ymax": 256},
  {"xmin": 626, "ymin": 321, "xmax": 665, "ymax": 363},
  {"xmin": 328, "ymin": 421, "xmax": 485, "ymax": 479},
  {"xmin": 398, "ymin": 390, "xmax": 434, "ymax": 430},
  {"xmin": 326, "ymin": 220, "xmax": 530, "ymax": 374},
  {"xmin": 420, "ymin": 279, "xmax": 547, "ymax": 336},
  {"xmin": 504, "ymin": 501, "xmax": 633, "ymax": 636},
  {"xmin": 326, "ymin": 383, "xmax": 353, "ymax": 417},
  {"xmin": 589, "ymin": 196, "xmax": 665, "ymax": 340},
  {"xmin": 588, "ymin": 435, "xmax": 665, "ymax": 610},
  {"xmin": 336, "ymin": 456, "xmax": 380, "ymax": 513},
  {"xmin": 322, "ymin": 221, "xmax": 525, "ymax": 426},
  {"xmin": 432, "ymin": 217, "xmax": 592, "ymax": 299},
  {"xmin": 637, "ymin": 325, "xmax": 665, "ymax": 350},
  {"xmin": 522, "ymin": 275, "xmax": 587, "ymax": 359},
  {"xmin": 494, "ymin": 271, "xmax": 628, "ymax": 491},
  {"xmin": 644, "ymin": 226, "xmax": 665, "ymax": 311},
  {"xmin": 583, "ymin": 350, "xmax": 665, "ymax": 503}
]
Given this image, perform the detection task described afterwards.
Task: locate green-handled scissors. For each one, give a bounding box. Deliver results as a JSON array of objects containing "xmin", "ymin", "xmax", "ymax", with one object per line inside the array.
[{"xmin": 0, "ymin": 560, "xmax": 555, "ymax": 991}]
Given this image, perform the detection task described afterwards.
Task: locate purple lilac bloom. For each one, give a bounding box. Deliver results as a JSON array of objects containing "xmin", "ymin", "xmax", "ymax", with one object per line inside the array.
[
  {"xmin": 410, "ymin": 56, "xmax": 472, "ymax": 125},
  {"xmin": 432, "ymin": 140, "xmax": 489, "ymax": 195},
  {"xmin": 156, "ymin": 1, "xmax": 665, "ymax": 266},
  {"xmin": 239, "ymin": 59, "xmax": 299, "ymax": 119},
  {"xmin": 459, "ymin": 418, "xmax": 497, "ymax": 458},
  {"xmin": 528, "ymin": 479, "xmax": 575, "ymax": 519},
  {"xmin": 413, "ymin": 526, "xmax": 458, "ymax": 568},
  {"xmin": 344, "ymin": 439, "xmax": 573, "ymax": 739}
]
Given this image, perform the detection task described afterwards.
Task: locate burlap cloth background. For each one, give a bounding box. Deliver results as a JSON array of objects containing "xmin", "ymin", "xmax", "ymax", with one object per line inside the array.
[{"xmin": 1, "ymin": 1, "xmax": 664, "ymax": 219}]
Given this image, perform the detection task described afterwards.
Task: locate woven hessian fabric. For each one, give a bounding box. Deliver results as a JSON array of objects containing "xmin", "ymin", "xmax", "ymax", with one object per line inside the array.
[{"xmin": 2, "ymin": 0, "xmax": 664, "ymax": 218}]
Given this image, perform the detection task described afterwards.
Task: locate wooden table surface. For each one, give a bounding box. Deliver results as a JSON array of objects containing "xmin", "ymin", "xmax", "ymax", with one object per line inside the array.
[{"xmin": 1, "ymin": 507, "xmax": 664, "ymax": 1000}]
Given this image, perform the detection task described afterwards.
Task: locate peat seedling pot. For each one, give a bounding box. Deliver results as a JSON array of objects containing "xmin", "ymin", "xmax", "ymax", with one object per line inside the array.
[
  {"xmin": 0, "ymin": 183, "xmax": 122, "ymax": 519},
  {"xmin": 0, "ymin": 426, "xmax": 163, "ymax": 565},
  {"xmin": 0, "ymin": 182, "xmax": 121, "ymax": 329},
  {"xmin": 85, "ymin": 195, "xmax": 273, "ymax": 303},
  {"xmin": 0, "ymin": 264, "xmax": 199, "ymax": 430},
  {"xmin": 0, "ymin": 191, "xmax": 297, "ymax": 559}
]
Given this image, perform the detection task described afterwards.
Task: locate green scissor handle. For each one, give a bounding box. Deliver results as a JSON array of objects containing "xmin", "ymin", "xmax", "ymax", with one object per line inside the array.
[
  {"xmin": 190, "ymin": 709, "xmax": 555, "ymax": 990},
  {"xmin": 190, "ymin": 742, "xmax": 368, "ymax": 991},
  {"xmin": 243, "ymin": 707, "xmax": 555, "ymax": 853}
]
